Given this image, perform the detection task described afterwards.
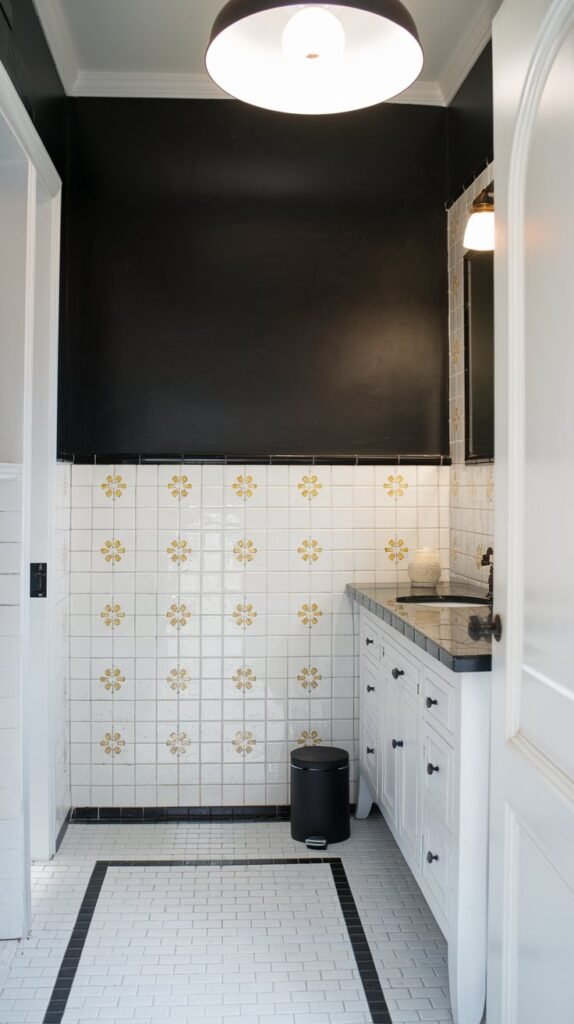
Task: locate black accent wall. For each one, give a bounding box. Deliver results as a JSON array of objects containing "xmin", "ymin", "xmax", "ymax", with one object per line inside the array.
[
  {"xmin": 60, "ymin": 99, "xmax": 449, "ymax": 459},
  {"xmin": 0, "ymin": 0, "xmax": 65, "ymax": 171},
  {"xmin": 447, "ymin": 42, "xmax": 493, "ymax": 200}
]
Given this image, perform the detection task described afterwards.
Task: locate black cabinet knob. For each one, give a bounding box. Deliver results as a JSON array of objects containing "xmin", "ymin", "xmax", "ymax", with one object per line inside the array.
[
  {"xmin": 392, "ymin": 739, "xmax": 404, "ymax": 749},
  {"xmin": 392, "ymin": 668, "xmax": 404, "ymax": 680},
  {"xmin": 426, "ymin": 697, "xmax": 438, "ymax": 708},
  {"xmin": 468, "ymin": 612, "xmax": 503, "ymax": 643},
  {"xmin": 366, "ymin": 685, "xmax": 375, "ymax": 693},
  {"xmin": 427, "ymin": 851, "xmax": 439, "ymax": 864},
  {"xmin": 365, "ymin": 637, "xmax": 374, "ymax": 646},
  {"xmin": 366, "ymin": 747, "xmax": 375, "ymax": 755},
  {"xmin": 426, "ymin": 763, "xmax": 440, "ymax": 775}
]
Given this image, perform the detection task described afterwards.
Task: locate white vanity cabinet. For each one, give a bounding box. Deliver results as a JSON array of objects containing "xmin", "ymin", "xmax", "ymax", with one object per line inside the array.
[{"xmin": 356, "ymin": 606, "xmax": 490, "ymax": 1024}]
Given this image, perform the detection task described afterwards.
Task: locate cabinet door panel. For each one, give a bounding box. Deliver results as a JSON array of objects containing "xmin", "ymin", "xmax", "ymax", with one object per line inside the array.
[
  {"xmin": 398, "ymin": 687, "xmax": 421, "ymax": 869},
  {"xmin": 380, "ymin": 674, "xmax": 399, "ymax": 827}
]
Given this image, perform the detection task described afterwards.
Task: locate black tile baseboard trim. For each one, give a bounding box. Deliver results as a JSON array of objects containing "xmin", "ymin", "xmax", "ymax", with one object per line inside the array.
[
  {"xmin": 71, "ymin": 805, "xmax": 292, "ymax": 823},
  {"xmin": 42, "ymin": 857, "xmax": 391, "ymax": 1024},
  {"xmin": 58, "ymin": 453, "xmax": 452, "ymax": 467}
]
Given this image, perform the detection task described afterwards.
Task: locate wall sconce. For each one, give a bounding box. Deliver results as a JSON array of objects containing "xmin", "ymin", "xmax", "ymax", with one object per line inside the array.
[{"xmin": 463, "ymin": 184, "xmax": 495, "ymax": 251}]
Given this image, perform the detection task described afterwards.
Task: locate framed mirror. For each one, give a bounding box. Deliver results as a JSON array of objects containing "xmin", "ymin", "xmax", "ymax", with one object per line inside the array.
[{"xmin": 464, "ymin": 250, "xmax": 494, "ymax": 462}]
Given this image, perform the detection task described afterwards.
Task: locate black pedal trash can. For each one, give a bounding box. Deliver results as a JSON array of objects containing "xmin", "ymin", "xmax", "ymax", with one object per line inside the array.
[{"xmin": 290, "ymin": 746, "xmax": 350, "ymax": 845}]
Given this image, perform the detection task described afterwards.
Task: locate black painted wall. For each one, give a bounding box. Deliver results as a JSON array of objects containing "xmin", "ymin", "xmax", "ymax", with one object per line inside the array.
[
  {"xmin": 447, "ymin": 42, "xmax": 493, "ymax": 199},
  {"xmin": 0, "ymin": 0, "xmax": 65, "ymax": 171},
  {"xmin": 60, "ymin": 99, "xmax": 449, "ymax": 459}
]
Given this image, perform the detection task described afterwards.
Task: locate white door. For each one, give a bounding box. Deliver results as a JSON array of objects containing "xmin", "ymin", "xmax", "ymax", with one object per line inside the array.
[{"xmin": 489, "ymin": 0, "xmax": 574, "ymax": 1020}]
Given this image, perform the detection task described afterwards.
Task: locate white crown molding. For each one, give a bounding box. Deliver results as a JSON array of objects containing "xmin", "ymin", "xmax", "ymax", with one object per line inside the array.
[
  {"xmin": 390, "ymin": 81, "xmax": 445, "ymax": 107},
  {"xmin": 32, "ymin": 0, "xmax": 79, "ymax": 94},
  {"xmin": 73, "ymin": 71, "xmax": 227, "ymax": 100},
  {"xmin": 73, "ymin": 70, "xmax": 445, "ymax": 105},
  {"xmin": 438, "ymin": 0, "xmax": 495, "ymax": 106}
]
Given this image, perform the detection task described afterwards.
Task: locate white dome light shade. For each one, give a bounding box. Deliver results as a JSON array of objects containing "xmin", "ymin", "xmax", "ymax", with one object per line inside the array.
[
  {"xmin": 463, "ymin": 187, "xmax": 495, "ymax": 251},
  {"xmin": 206, "ymin": 1, "xmax": 423, "ymax": 115}
]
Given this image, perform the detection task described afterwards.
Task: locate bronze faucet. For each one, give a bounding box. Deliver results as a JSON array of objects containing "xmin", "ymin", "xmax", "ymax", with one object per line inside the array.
[{"xmin": 481, "ymin": 547, "xmax": 494, "ymax": 604}]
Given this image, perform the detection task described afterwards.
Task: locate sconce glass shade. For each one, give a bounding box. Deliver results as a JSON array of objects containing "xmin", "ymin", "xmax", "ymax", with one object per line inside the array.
[
  {"xmin": 464, "ymin": 187, "xmax": 495, "ymax": 251},
  {"xmin": 206, "ymin": 0, "xmax": 423, "ymax": 115}
]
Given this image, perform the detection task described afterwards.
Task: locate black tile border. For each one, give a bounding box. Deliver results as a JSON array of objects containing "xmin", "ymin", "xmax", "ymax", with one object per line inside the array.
[
  {"xmin": 58, "ymin": 453, "xmax": 451, "ymax": 467},
  {"xmin": 70, "ymin": 805, "xmax": 362, "ymax": 823},
  {"xmin": 42, "ymin": 857, "xmax": 391, "ymax": 1024}
]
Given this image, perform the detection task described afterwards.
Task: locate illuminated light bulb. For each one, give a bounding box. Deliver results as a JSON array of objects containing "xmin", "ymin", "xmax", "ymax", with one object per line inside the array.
[
  {"xmin": 464, "ymin": 188, "xmax": 495, "ymax": 251},
  {"xmin": 282, "ymin": 7, "xmax": 346, "ymax": 64},
  {"xmin": 463, "ymin": 210, "xmax": 495, "ymax": 251}
]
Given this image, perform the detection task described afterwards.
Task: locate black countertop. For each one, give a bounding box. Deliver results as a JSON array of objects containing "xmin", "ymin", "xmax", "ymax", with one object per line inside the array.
[{"xmin": 346, "ymin": 582, "xmax": 492, "ymax": 673}]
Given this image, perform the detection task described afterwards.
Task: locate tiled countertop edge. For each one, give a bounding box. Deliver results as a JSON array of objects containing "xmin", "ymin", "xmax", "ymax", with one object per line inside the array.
[{"xmin": 346, "ymin": 584, "xmax": 492, "ymax": 674}]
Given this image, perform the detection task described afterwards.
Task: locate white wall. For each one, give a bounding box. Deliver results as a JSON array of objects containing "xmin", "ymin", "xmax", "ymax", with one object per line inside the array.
[{"xmin": 69, "ymin": 462, "xmax": 450, "ymax": 809}]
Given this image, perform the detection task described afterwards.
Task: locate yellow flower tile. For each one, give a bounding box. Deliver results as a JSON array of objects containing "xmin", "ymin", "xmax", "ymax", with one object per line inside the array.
[
  {"xmin": 297, "ymin": 474, "xmax": 322, "ymax": 499},
  {"xmin": 166, "ymin": 538, "xmax": 190, "ymax": 564},
  {"xmin": 101, "ymin": 474, "xmax": 126, "ymax": 500},
  {"xmin": 232, "ymin": 474, "xmax": 257, "ymax": 499},
  {"xmin": 384, "ymin": 538, "xmax": 409, "ymax": 562},
  {"xmin": 166, "ymin": 668, "xmax": 190, "ymax": 692},
  {"xmin": 100, "ymin": 603, "xmax": 125, "ymax": 628},
  {"xmin": 232, "ymin": 730, "xmax": 256, "ymax": 755},
  {"xmin": 297, "ymin": 729, "xmax": 321, "ymax": 746},
  {"xmin": 233, "ymin": 539, "xmax": 257, "ymax": 563},
  {"xmin": 167, "ymin": 474, "xmax": 191, "ymax": 499},
  {"xmin": 232, "ymin": 667, "xmax": 256, "ymax": 691},
  {"xmin": 383, "ymin": 474, "xmax": 408, "ymax": 499},
  {"xmin": 166, "ymin": 603, "xmax": 190, "ymax": 628},
  {"xmin": 100, "ymin": 668, "xmax": 125, "ymax": 692},
  {"xmin": 232, "ymin": 603, "xmax": 257, "ymax": 628},
  {"xmin": 100, "ymin": 539, "xmax": 125, "ymax": 564},
  {"xmin": 166, "ymin": 731, "xmax": 190, "ymax": 755},
  {"xmin": 298, "ymin": 539, "xmax": 322, "ymax": 563},
  {"xmin": 100, "ymin": 731, "xmax": 125, "ymax": 756},
  {"xmin": 298, "ymin": 602, "xmax": 322, "ymax": 627},
  {"xmin": 297, "ymin": 667, "xmax": 321, "ymax": 691}
]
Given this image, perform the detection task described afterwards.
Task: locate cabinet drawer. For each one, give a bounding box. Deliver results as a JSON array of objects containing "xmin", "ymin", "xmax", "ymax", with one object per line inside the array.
[
  {"xmin": 421, "ymin": 801, "xmax": 452, "ymax": 921},
  {"xmin": 360, "ymin": 611, "xmax": 385, "ymax": 668},
  {"xmin": 383, "ymin": 635, "xmax": 421, "ymax": 700},
  {"xmin": 422, "ymin": 724, "xmax": 454, "ymax": 829},
  {"xmin": 423, "ymin": 668, "xmax": 455, "ymax": 739},
  {"xmin": 361, "ymin": 707, "xmax": 379, "ymax": 792}
]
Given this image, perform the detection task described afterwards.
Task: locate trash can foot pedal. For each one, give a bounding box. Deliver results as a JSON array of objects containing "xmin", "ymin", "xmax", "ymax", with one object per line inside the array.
[{"xmin": 305, "ymin": 836, "xmax": 328, "ymax": 850}]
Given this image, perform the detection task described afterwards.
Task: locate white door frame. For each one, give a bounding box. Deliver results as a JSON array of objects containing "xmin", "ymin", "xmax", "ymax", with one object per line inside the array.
[{"xmin": 0, "ymin": 58, "xmax": 62, "ymax": 936}]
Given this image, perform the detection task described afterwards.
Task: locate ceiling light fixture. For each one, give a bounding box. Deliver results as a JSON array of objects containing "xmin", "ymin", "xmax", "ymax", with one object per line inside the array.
[
  {"xmin": 205, "ymin": 1, "xmax": 423, "ymax": 115},
  {"xmin": 463, "ymin": 185, "xmax": 495, "ymax": 251}
]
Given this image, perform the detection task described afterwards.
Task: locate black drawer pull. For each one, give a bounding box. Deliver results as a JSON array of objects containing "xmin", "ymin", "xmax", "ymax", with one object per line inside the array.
[
  {"xmin": 427, "ymin": 851, "xmax": 439, "ymax": 864},
  {"xmin": 427, "ymin": 763, "xmax": 440, "ymax": 775},
  {"xmin": 366, "ymin": 747, "xmax": 375, "ymax": 755},
  {"xmin": 426, "ymin": 697, "xmax": 438, "ymax": 708},
  {"xmin": 365, "ymin": 637, "xmax": 374, "ymax": 646},
  {"xmin": 392, "ymin": 668, "xmax": 404, "ymax": 680},
  {"xmin": 366, "ymin": 685, "xmax": 375, "ymax": 693},
  {"xmin": 392, "ymin": 739, "xmax": 403, "ymax": 749}
]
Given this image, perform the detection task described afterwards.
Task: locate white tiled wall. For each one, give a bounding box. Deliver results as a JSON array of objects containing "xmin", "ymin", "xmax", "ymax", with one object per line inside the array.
[
  {"xmin": 448, "ymin": 163, "xmax": 495, "ymax": 587},
  {"xmin": 54, "ymin": 463, "xmax": 71, "ymax": 833},
  {"xmin": 0, "ymin": 465, "xmax": 26, "ymax": 938},
  {"xmin": 69, "ymin": 463, "xmax": 450, "ymax": 808}
]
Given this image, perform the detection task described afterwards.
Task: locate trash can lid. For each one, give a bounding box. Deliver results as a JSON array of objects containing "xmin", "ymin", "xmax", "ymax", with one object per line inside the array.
[{"xmin": 290, "ymin": 745, "xmax": 349, "ymax": 770}]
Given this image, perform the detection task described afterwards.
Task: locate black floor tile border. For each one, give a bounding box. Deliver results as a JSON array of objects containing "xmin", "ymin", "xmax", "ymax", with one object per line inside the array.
[
  {"xmin": 55, "ymin": 811, "xmax": 71, "ymax": 852},
  {"xmin": 42, "ymin": 857, "xmax": 391, "ymax": 1024}
]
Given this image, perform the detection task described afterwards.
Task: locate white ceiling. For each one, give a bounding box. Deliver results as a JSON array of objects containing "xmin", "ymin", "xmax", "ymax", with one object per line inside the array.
[{"xmin": 33, "ymin": 0, "xmax": 502, "ymax": 105}]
